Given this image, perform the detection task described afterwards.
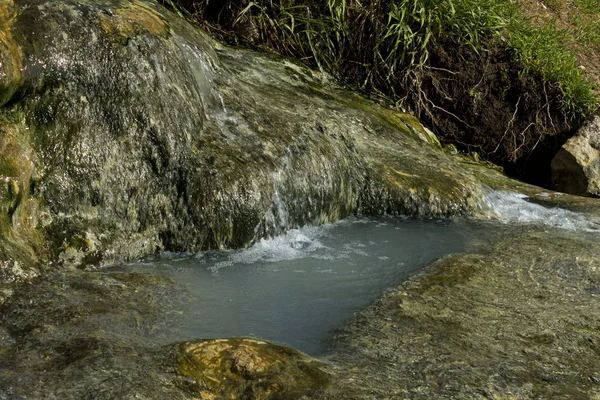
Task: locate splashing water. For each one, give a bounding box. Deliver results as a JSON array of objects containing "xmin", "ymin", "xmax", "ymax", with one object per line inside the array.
[
  {"xmin": 482, "ymin": 191, "xmax": 600, "ymax": 232},
  {"xmin": 115, "ymin": 191, "xmax": 600, "ymax": 355}
]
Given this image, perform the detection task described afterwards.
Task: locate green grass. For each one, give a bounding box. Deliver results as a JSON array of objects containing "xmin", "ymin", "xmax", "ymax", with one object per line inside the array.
[
  {"xmin": 509, "ymin": 21, "xmax": 597, "ymax": 115},
  {"xmin": 232, "ymin": 0, "xmax": 514, "ymax": 87},
  {"xmin": 569, "ymin": 0, "xmax": 600, "ymax": 49},
  {"xmin": 508, "ymin": 0, "xmax": 600, "ymax": 115},
  {"xmin": 179, "ymin": 0, "xmax": 599, "ymax": 117}
]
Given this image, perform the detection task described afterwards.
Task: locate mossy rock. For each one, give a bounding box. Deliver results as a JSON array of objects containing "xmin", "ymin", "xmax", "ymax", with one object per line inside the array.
[
  {"xmin": 0, "ymin": 0, "xmax": 491, "ymax": 278},
  {"xmin": 99, "ymin": 0, "xmax": 170, "ymax": 42},
  {"xmin": 0, "ymin": 0, "xmax": 23, "ymax": 107},
  {"xmin": 329, "ymin": 227, "xmax": 600, "ymax": 399},
  {"xmin": 175, "ymin": 338, "xmax": 329, "ymax": 399}
]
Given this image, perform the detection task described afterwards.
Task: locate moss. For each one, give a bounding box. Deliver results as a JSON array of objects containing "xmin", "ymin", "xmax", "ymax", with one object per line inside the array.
[
  {"xmin": 0, "ymin": 0, "xmax": 23, "ymax": 107},
  {"xmin": 176, "ymin": 338, "xmax": 329, "ymax": 399},
  {"xmin": 0, "ymin": 112, "xmax": 46, "ymax": 287},
  {"xmin": 99, "ymin": 1, "xmax": 170, "ymax": 41},
  {"xmin": 414, "ymin": 255, "xmax": 482, "ymax": 295}
]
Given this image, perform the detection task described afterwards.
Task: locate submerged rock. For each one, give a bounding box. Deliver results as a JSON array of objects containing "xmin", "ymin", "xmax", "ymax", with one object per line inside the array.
[
  {"xmin": 175, "ymin": 338, "xmax": 329, "ymax": 399},
  {"xmin": 551, "ymin": 111, "xmax": 600, "ymax": 196},
  {"xmin": 0, "ymin": 269, "xmax": 192, "ymax": 399},
  {"xmin": 328, "ymin": 226, "xmax": 600, "ymax": 399}
]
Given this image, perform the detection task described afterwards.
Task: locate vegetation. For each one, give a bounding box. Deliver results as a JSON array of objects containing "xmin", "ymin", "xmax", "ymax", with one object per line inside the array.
[
  {"xmin": 518, "ymin": 0, "xmax": 600, "ymax": 95},
  {"xmin": 172, "ymin": 0, "xmax": 600, "ymax": 183},
  {"xmin": 541, "ymin": 0, "xmax": 600, "ymax": 51},
  {"xmin": 173, "ymin": 0, "xmax": 597, "ymax": 113}
]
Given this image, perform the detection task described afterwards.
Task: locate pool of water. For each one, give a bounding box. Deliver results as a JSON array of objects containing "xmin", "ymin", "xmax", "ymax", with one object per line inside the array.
[
  {"xmin": 118, "ymin": 217, "xmax": 494, "ymax": 355},
  {"xmin": 114, "ymin": 191, "xmax": 600, "ymax": 355}
]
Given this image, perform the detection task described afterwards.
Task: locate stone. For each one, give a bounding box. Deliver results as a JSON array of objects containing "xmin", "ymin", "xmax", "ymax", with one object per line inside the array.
[
  {"xmin": 0, "ymin": 0, "xmax": 23, "ymax": 107},
  {"xmin": 551, "ymin": 111, "xmax": 600, "ymax": 196},
  {"xmin": 0, "ymin": 0, "xmax": 485, "ymax": 280},
  {"xmin": 175, "ymin": 338, "xmax": 329, "ymax": 399},
  {"xmin": 330, "ymin": 227, "xmax": 600, "ymax": 399}
]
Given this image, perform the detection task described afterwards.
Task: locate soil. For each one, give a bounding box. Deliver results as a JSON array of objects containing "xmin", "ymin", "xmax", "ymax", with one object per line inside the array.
[
  {"xmin": 404, "ymin": 0, "xmax": 600, "ymax": 186},
  {"xmin": 407, "ymin": 39, "xmax": 580, "ymax": 186}
]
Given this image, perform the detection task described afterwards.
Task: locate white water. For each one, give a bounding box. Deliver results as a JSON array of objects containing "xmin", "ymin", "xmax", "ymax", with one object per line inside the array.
[
  {"xmin": 117, "ymin": 191, "xmax": 598, "ymax": 355},
  {"xmin": 483, "ymin": 191, "xmax": 600, "ymax": 232}
]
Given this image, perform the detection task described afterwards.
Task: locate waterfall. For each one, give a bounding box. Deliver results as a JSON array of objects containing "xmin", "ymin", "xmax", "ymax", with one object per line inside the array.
[{"xmin": 481, "ymin": 190, "xmax": 600, "ymax": 232}]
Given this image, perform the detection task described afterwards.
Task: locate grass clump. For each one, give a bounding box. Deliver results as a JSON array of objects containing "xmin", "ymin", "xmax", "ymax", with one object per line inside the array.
[
  {"xmin": 183, "ymin": 0, "xmax": 510, "ymax": 97},
  {"xmin": 178, "ymin": 0, "xmax": 596, "ymax": 115},
  {"xmin": 509, "ymin": 22, "xmax": 597, "ymax": 115}
]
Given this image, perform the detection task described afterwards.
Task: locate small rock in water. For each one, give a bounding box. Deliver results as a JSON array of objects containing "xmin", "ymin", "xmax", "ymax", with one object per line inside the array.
[{"xmin": 175, "ymin": 338, "xmax": 329, "ymax": 399}]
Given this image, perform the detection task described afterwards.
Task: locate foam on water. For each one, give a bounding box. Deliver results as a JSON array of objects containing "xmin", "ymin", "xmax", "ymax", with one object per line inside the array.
[
  {"xmin": 482, "ymin": 191, "xmax": 600, "ymax": 232},
  {"xmin": 205, "ymin": 226, "xmax": 329, "ymax": 273}
]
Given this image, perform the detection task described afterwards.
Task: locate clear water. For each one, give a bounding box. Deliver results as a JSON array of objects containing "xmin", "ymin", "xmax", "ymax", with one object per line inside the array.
[{"xmin": 119, "ymin": 217, "xmax": 493, "ymax": 355}]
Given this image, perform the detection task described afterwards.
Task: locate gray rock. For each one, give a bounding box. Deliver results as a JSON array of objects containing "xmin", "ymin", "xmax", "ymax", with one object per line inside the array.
[{"xmin": 551, "ymin": 111, "xmax": 600, "ymax": 196}]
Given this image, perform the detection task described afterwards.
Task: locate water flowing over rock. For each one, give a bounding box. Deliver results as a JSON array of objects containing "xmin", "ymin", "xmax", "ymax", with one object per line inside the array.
[
  {"xmin": 0, "ymin": 0, "xmax": 483, "ymax": 280},
  {"xmin": 329, "ymin": 227, "xmax": 600, "ymax": 399},
  {"xmin": 551, "ymin": 111, "xmax": 600, "ymax": 196},
  {"xmin": 2, "ymin": 0, "xmax": 600, "ymax": 399}
]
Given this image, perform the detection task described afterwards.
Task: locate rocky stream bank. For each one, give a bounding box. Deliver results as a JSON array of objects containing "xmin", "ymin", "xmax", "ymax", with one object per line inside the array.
[{"xmin": 1, "ymin": 0, "xmax": 600, "ymax": 398}]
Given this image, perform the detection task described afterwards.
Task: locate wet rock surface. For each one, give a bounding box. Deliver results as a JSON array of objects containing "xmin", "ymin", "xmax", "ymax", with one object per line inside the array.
[
  {"xmin": 0, "ymin": 267, "xmax": 330, "ymax": 399},
  {"xmin": 0, "ymin": 269, "xmax": 191, "ymax": 399},
  {"xmin": 0, "ymin": 0, "xmax": 482, "ymax": 282},
  {"xmin": 175, "ymin": 338, "xmax": 329, "ymax": 399},
  {"xmin": 327, "ymin": 227, "xmax": 600, "ymax": 399},
  {"xmin": 552, "ymin": 111, "xmax": 600, "ymax": 196},
  {"xmin": 3, "ymin": 219, "xmax": 600, "ymax": 399},
  {"xmin": 0, "ymin": 0, "xmax": 492, "ymax": 397},
  {"xmin": 0, "ymin": 0, "xmax": 600, "ymax": 399}
]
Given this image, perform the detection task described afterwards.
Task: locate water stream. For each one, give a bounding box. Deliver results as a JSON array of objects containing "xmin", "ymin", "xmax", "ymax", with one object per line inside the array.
[
  {"xmin": 113, "ymin": 191, "xmax": 600, "ymax": 355},
  {"xmin": 118, "ymin": 217, "xmax": 482, "ymax": 354}
]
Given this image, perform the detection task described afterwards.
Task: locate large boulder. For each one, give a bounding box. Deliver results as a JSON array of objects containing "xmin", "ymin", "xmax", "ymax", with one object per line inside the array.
[
  {"xmin": 0, "ymin": 0, "xmax": 484, "ymax": 282},
  {"xmin": 551, "ymin": 111, "xmax": 600, "ymax": 196}
]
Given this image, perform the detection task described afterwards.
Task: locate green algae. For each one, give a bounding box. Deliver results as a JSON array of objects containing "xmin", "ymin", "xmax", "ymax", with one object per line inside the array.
[
  {"xmin": 0, "ymin": 0, "xmax": 23, "ymax": 107},
  {"xmin": 175, "ymin": 338, "xmax": 329, "ymax": 399},
  {"xmin": 0, "ymin": 112, "xmax": 46, "ymax": 296}
]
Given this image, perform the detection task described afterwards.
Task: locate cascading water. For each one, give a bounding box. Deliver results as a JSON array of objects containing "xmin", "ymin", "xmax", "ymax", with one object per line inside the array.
[
  {"xmin": 482, "ymin": 190, "xmax": 600, "ymax": 232},
  {"xmin": 116, "ymin": 216, "xmax": 495, "ymax": 354}
]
